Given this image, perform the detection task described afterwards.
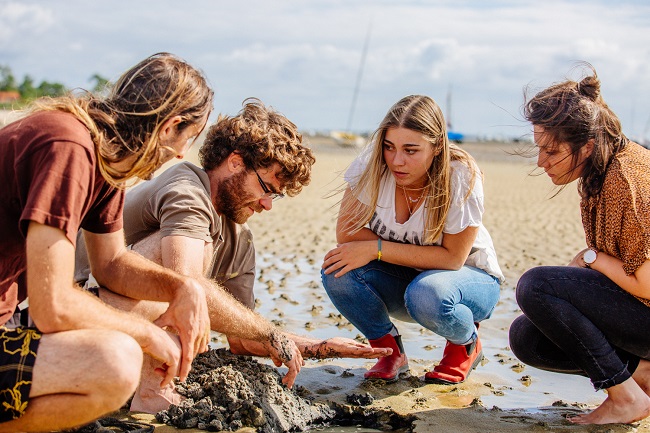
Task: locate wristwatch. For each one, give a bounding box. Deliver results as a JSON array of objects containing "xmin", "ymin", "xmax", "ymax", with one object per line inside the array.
[{"xmin": 583, "ymin": 248, "xmax": 598, "ymax": 268}]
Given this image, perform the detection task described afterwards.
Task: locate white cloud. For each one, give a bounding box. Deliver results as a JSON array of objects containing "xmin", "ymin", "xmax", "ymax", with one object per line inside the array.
[{"xmin": 1, "ymin": 0, "xmax": 649, "ymax": 138}]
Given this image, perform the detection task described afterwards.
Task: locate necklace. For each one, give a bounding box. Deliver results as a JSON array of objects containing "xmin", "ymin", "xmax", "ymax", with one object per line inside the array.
[{"xmin": 400, "ymin": 185, "xmax": 427, "ymax": 215}]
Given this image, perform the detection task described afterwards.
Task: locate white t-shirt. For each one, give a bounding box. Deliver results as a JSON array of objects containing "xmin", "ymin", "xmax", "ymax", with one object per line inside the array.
[{"xmin": 345, "ymin": 153, "xmax": 505, "ymax": 283}]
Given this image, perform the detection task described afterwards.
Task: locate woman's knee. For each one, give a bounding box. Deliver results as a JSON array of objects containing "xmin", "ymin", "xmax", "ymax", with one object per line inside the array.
[
  {"xmin": 321, "ymin": 268, "xmax": 357, "ymax": 300},
  {"xmin": 515, "ymin": 267, "xmax": 554, "ymax": 310},
  {"xmin": 404, "ymin": 282, "xmax": 449, "ymax": 326},
  {"xmin": 509, "ymin": 314, "xmax": 553, "ymax": 369}
]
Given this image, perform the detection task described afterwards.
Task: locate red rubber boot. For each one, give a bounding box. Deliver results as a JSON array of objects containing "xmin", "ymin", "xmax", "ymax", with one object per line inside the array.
[
  {"xmin": 424, "ymin": 336, "xmax": 483, "ymax": 384},
  {"xmin": 364, "ymin": 334, "xmax": 409, "ymax": 382}
]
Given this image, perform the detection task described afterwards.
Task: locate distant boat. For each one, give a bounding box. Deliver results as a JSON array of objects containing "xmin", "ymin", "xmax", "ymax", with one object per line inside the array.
[
  {"xmin": 331, "ymin": 21, "xmax": 371, "ymax": 149},
  {"xmin": 447, "ymin": 130, "xmax": 464, "ymax": 143},
  {"xmin": 330, "ymin": 130, "xmax": 366, "ymax": 147}
]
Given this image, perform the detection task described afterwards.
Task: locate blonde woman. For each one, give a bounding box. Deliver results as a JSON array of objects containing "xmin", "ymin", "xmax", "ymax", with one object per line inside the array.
[{"xmin": 321, "ymin": 95, "xmax": 504, "ymax": 383}]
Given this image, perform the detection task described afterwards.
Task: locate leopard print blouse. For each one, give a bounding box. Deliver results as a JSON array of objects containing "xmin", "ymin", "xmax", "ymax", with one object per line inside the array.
[{"xmin": 581, "ymin": 142, "xmax": 650, "ymax": 307}]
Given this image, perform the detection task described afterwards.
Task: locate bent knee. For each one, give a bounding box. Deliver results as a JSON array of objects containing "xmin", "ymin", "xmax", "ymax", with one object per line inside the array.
[
  {"xmin": 93, "ymin": 332, "xmax": 143, "ymax": 398},
  {"xmin": 515, "ymin": 267, "xmax": 554, "ymax": 308},
  {"xmin": 321, "ymin": 268, "xmax": 355, "ymax": 296},
  {"xmin": 508, "ymin": 315, "xmax": 539, "ymax": 365}
]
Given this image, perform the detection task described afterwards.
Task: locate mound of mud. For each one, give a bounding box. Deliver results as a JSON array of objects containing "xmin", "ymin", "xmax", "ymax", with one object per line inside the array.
[{"xmin": 156, "ymin": 348, "xmax": 335, "ymax": 432}]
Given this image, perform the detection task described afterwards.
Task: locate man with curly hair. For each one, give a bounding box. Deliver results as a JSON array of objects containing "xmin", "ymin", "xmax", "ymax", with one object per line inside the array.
[{"xmin": 75, "ymin": 98, "xmax": 390, "ymax": 413}]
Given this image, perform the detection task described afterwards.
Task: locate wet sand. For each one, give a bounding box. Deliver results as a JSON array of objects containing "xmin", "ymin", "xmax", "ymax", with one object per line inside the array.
[
  {"xmin": 2, "ymin": 107, "xmax": 647, "ymax": 431},
  {"xmin": 142, "ymin": 136, "xmax": 650, "ymax": 432}
]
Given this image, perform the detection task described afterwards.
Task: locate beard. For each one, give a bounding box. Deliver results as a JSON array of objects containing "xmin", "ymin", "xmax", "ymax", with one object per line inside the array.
[{"xmin": 214, "ymin": 170, "xmax": 262, "ymax": 224}]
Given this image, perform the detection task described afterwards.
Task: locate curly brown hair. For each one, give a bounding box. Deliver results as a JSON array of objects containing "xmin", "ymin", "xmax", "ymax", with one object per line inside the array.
[{"xmin": 199, "ymin": 98, "xmax": 314, "ymax": 196}]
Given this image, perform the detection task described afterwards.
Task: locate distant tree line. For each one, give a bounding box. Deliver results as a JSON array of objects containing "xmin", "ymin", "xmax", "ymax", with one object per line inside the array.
[{"xmin": 0, "ymin": 65, "xmax": 109, "ymax": 107}]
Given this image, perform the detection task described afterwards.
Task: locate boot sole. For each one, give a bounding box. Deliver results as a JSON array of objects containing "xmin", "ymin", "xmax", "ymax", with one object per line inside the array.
[
  {"xmin": 424, "ymin": 352, "xmax": 484, "ymax": 385},
  {"xmin": 364, "ymin": 365, "xmax": 410, "ymax": 384}
]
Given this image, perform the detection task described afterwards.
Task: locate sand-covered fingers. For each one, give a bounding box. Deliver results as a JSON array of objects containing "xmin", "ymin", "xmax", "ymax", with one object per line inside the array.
[{"xmin": 264, "ymin": 330, "xmax": 304, "ymax": 388}]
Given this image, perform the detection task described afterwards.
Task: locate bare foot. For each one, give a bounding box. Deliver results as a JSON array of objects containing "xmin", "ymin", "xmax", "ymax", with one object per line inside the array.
[
  {"xmin": 632, "ymin": 359, "xmax": 650, "ymax": 396},
  {"xmin": 130, "ymin": 381, "xmax": 183, "ymax": 414},
  {"xmin": 568, "ymin": 378, "xmax": 650, "ymax": 425}
]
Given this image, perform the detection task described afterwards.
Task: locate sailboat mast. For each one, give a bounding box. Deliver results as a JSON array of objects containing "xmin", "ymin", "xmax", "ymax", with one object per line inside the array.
[{"xmin": 346, "ymin": 22, "xmax": 372, "ymax": 132}]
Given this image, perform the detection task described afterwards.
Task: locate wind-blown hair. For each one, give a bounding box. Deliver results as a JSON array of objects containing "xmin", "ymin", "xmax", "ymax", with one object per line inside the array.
[
  {"xmin": 28, "ymin": 52, "xmax": 214, "ymax": 187},
  {"xmin": 524, "ymin": 63, "xmax": 627, "ymax": 199},
  {"xmin": 342, "ymin": 94, "xmax": 478, "ymax": 244},
  {"xmin": 199, "ymin": 98, "xmax": 314, "ymax": 196}
]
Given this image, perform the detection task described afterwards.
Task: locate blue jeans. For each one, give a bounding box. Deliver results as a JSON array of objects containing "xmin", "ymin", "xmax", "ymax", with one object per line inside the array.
[
  {"xmin": 321, "ymin": 261, "xmax": 501, "ymax": 345},
  {"xmin": 509, "ymin": 266, "xmax": 650, "ymax": 390}
]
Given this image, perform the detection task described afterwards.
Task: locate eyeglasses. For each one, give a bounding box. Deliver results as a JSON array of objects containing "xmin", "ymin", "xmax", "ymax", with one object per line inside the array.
[{"xmin": 254, "ymin": 170, "xmax": 284, "ymax": 201}]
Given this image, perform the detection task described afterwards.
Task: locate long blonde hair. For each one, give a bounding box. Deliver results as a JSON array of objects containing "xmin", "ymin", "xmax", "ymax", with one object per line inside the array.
[
  {"xmin": 342, "ymin": 95, "xmax": 479, "ymax": 244},
  {"xmin": 28, "ymin": 52, "xmax": 214, "ymax": 187}
]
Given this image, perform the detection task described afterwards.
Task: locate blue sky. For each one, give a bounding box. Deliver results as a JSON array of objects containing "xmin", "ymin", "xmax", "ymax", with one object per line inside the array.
[{"xmin": 1, "ymin": 0, "xmax": 649, "ymax": 140}]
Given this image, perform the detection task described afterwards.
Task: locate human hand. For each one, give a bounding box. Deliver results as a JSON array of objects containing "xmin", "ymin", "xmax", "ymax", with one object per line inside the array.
[
  {"xmin": 302, "ymin": 337, "xmax": 393, "ymax": 359},
  {"xmin": 154, "ymin": 277, "xmax": 211, "ymax": 381},
  {"xmin": 262, "ymin": 330, "xmax": 304, "ymax": 388},
  {"xmin": 568, "ymin": 248, "xmax": 591, "ymax": 268},
  {"xmin": 141, "ymin": 327, "xmax": 182, "ymax": 388},
  {"xmin": 322, "ymin": 241, "xmax": 375, "ymax": 277}
]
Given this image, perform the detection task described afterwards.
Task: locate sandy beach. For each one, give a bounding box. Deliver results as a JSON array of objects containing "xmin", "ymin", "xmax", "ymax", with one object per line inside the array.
[
  {"xmin": 133, "ymin": 134, "xmax": 650, "ymax": 432},
  {"xmin": 2, "ymin": 108, "xmax": 649, "ymax": 432}
]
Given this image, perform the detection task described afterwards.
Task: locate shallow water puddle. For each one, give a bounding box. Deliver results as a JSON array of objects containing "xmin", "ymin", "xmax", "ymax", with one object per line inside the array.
[{"xmin": 248, "ymin": 254, "xmax": 603, "ymax": 412}]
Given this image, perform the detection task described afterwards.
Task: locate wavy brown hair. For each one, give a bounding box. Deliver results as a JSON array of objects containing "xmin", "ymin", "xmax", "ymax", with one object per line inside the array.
[
  {"xmin": 29, "ymin": 52, "xmax": 214, "ymax": 187},
  {"xmin": 199, "ymin": 98, "xmax": 314, "ymax": 196},
  {"xmin": 524, "ymin": 63, "xmax": 627, "ymax": 199},
  {"xmin": 341, "ymin": 95, "xmax": 479, "ymax": 244}
]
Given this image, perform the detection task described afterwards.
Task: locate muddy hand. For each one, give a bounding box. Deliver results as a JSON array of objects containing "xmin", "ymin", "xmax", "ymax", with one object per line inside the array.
[
  {"xmin": 264, "ymin": 330, "xmax": 304, "ymax": 388},
  {"xmin": 303, "ymin": 337, "xmax": 393, "ymax": 359}
]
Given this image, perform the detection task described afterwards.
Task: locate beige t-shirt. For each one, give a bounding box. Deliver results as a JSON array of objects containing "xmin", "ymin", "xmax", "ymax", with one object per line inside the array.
[{"xmin": 75, "ymin": 162, "xmax": 256, "ymax": 309}]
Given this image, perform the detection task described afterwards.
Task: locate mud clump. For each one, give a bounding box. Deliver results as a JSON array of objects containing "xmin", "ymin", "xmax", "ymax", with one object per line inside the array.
[{"xmin": 156, "ymin": 348, "xmax": 335, "ymax": 432}]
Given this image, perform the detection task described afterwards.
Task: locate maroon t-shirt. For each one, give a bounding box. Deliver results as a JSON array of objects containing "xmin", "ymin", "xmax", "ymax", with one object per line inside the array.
[{"xmin": 0, "ymin": 110, "xmax": 124, "ymax": 326}]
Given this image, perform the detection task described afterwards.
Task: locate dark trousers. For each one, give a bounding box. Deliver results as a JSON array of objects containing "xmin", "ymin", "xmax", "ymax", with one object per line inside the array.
[{"xmin": 509, "ymin": 266, "xmax": 650, "ymax": 390}]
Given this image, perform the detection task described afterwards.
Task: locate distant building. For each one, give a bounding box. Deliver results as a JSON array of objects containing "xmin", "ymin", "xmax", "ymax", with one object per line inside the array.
[{"xmin": 0, "ymin": 91, "xmax": 20, "ymax": 103}]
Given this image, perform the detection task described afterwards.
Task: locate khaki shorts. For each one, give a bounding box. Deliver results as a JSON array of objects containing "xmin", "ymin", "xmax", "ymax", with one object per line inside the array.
[{"xmin": 0, "ymin": 326, "xmax": 41, "ymax": 423}]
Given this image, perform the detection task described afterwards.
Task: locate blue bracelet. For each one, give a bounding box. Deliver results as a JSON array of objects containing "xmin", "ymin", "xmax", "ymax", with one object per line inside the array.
[{"xmin": 377, "ymin": 238, "xmax": 382, "ymax": 261}]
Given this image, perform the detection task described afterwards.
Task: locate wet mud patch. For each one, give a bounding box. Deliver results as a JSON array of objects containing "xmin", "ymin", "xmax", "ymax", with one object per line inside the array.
[{"xmin": 156, "ymin": 349, "xmax": 416, "ymax": 432}]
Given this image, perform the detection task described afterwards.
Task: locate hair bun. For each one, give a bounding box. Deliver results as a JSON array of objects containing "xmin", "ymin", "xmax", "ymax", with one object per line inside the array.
[{"xmin": 576, "ymin": 75, "xmax": 601, "ymax": 101}]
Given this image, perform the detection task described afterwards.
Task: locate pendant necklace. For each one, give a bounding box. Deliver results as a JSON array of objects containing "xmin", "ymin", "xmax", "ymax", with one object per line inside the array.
[{"xmin": 401, "ymin": 185, "xmax": 427, "ymax": 215}]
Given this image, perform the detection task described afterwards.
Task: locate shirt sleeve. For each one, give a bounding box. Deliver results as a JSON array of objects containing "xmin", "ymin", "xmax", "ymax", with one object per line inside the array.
[
  {"xmin": 444, "ymin": 161, "xmax": 484, "ymax": 234},
  {"xmin": 20, "ymin": 141, "xmax": 94, "ymax": 245},
  {"xmin": 148, "ymin": 180, "xmax": 215, "ymax": 242}
]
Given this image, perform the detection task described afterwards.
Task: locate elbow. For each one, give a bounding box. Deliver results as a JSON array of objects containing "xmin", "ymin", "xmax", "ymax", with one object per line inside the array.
[{"xmin": 30, "ymin": 302, "xmax": 71, "ymax": 333}]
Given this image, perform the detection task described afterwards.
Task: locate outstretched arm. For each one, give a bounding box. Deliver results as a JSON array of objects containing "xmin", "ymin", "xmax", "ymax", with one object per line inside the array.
[
  {"xmin": 228, "ymin": 334, "xmax": 391, "ymax": 359},
  {"xmin": 118, "ymin": 232, "xmax": 305, "ymax": 387}
]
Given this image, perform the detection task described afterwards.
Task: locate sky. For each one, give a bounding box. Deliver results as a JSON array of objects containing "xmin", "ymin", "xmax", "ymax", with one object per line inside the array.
[{"xmin": 1, "ymin": 0, "xmax": 650, "ymax": 140}]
